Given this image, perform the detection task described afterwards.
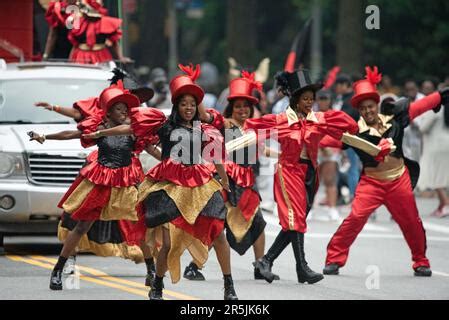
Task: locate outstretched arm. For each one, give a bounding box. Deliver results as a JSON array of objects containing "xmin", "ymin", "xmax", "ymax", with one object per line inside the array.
[
  {"xmin": 35, "ymin": 102, "xmax": 83, "ymax": 121},
  {"xmin": 408, "ymin": 90, "xmax": 445, "ymax": 121},
  {"xmin": 28, "ymin": 130, "xmax": 82, "ymax": 144},
  {"xmin": 82, "ymin": 124, "xmax": 132, "ymax": 140}
]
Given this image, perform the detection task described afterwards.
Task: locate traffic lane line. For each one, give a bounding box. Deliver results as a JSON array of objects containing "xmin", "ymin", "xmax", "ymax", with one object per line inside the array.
[
  {"xmin": 29, "ymin": 255, "xmax": 200, "ymax": 300},
  {"xmin": 5, "ymin": 255, "xmax": 170, "ymax": 300}
]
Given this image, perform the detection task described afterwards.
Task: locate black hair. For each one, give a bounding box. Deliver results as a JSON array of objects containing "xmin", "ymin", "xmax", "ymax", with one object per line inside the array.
[{"xmin": 224, "ymin": 98, "xmax": 255, "ymax": 119}]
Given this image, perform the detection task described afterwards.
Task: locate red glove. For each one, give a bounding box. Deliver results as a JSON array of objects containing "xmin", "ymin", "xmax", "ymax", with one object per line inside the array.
[{"xmin": 375, "ymin": 138, "xmax": 393, "ymax": 162}]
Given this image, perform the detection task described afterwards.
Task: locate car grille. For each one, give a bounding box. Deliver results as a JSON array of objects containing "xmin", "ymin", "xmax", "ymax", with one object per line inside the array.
[{"xmin": 27, "ymin": 154, "xmax": 87, "ymax": 186}]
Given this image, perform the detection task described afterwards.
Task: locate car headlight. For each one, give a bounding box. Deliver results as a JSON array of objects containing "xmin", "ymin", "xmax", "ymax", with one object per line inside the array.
[{"xmin": 0, "ymin": 153, "xmax": 25, "ymax": 179}]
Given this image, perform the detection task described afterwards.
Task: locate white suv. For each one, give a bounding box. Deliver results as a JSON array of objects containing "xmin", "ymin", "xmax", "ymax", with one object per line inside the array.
[{"xmin": 0, "ymin": 61, "xmax": 114, "ymax": 246}]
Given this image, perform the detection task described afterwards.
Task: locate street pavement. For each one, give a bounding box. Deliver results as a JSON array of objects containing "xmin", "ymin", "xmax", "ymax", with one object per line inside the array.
[{"xmin": 1, "ymin": 197, "xmax": 448, "ymax": 300}]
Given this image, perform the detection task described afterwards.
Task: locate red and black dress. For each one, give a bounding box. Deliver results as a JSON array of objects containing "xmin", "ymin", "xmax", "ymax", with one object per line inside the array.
[
  {"xmin": 45, "ymin": 1, "xmax": 72, "ymax": 59},
  {"xmin": 206, "ymin": 109, "xmax": 266, "ymax": 255},
  {"xmin": 131, "ymin": 107, "xmax": 227, "ymax": 283},
  {"xmin": 68, "ymin": 14, "xmax": 122, "ymax": 64},
  {"xmin": 57, "ymin": 114, "xmax": 147, "ymax": 262}
]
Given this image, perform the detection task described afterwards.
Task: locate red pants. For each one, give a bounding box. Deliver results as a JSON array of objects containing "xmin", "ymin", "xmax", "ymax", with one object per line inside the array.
[
  {"xmin": 274, "ymin": 160, "xmax": 316, "ymax": 233},
  {"xmin": 326, "ymin": 169, "xmax": 430, "ymax": 270}
]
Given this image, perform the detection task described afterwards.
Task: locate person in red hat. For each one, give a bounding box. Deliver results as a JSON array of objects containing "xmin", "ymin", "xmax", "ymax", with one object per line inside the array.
[
  {"xmin": 323, "ymin": 66, "xmax": 449, "ymax": 277},
  {"xmin": 67, "ymin": 0, "xmax": 131, "ymax": 64},
  {"xmin": 43, "ymin": 0, "xmax": 77, "ymax": 60},
  {"xmin": 181, "ymin": 71, "xmax": 281, "ymax": 283},
  {"xmin": 229, "ymin": 69, "xmax": 361, "ymax": 285},
  {"xmin": 30, "ymin": 69, "xmax": 160, "ymax": 286},
  {"xmin": 83, "ymin": 64, "xmax": 238, "ymax": 300},
  {"xmin": 29, "ymin": 83, "xmax": 148, "ymax": 290}
]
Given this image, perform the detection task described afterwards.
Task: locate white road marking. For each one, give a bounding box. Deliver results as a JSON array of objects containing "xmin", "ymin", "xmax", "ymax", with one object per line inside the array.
[{"xmin": 423, "ymin": 222, "xmax": 449, "ymax": 235}]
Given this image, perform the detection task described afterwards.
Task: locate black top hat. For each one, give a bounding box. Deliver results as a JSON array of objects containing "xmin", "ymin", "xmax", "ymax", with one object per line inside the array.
[
  {"xmin": 109, "ymin": 68, "xmax": 154, "ymax": 104},
  {"xmin": 275, "ymin": 69, "xmax": 323, "ymax": 97}
]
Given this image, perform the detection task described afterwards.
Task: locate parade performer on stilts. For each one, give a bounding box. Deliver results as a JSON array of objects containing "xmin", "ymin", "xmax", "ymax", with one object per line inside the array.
[
  {"xmin": 182, "ymin": 71, "xmax": 280, "ymax": 283},
  {"xmin": 43, "ymin": 0, "xmax": 76, "ymax": 60},
  {"xmin": 67, "ymin": 0, "xmax": 131, "ymax": 64},
  {"xmin": 323, "ymin": 66, "xmax": 449, "ymax": 277},
  {"xmin": 83, "ymin": 64, "xmax": 239, "ymax": 300}
]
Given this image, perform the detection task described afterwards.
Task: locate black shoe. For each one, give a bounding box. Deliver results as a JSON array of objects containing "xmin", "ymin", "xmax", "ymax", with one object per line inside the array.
[
  {"xmin": 253, "ymin": 258, "xmax": 276, "ymax": 283},
  {"xmin": 290, "ymin": 231, "xmax": 324, "ymax": 284},
  {"xmin": 49, "ymin": 269, "xmax": 63, "ymax": 290},
  {"xmin": 183, "ymin": 262, "xmax": 205, "ymax": 281},
  {"xmin": 254, "ymin": 267, "xmax": 280, "ymax": 281},
  {"xmin": 414, "ymin": 266, "xmax": 432, "ymax": 277},
  {"xmin": 148, "ymin": 277, "xmax": 164, "ymax": 300},
  {"xmin": 224, "ymin": 276, "xmax": 238, "ymax": 300},
  {"xmin": 323, "ymin": 263, "xmax": 340, "ymax": 275}
]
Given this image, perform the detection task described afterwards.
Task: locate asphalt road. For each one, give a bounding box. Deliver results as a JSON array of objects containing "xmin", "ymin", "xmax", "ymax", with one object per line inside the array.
[{"xmin": 1, "ymin": 197, "xmax": 449, "ymax": 300}]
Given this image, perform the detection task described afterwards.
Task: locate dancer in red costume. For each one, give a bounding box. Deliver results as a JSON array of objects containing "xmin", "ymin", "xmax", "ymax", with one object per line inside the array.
[
  {"xmin": 29, "ymin": 83, "xmax": 145, "ymax": 290},
  {"xmin": 43, "ymin": 0, "xmax": 77, "ymax": 60},
  {"xmin": 323, "ymin": 66, "xmax": 449, "ymax": 277},
  {"xmin": 182, "ymin": 71, "xmax": 281, "ymax": 283},
  {"xmin": 83, "ymin": 64, "xmax": 239, "ymax": 300},
  {"xmin": 240, "ymin": 69, "xmax": 364, "ymax": 284},
  {"xmin": 31, "ymin": 69, "xmax": 159, "ymax": 285},
  {"xmin": 67, "ymin": 0, "xmax": 131, "ymax": 64}
]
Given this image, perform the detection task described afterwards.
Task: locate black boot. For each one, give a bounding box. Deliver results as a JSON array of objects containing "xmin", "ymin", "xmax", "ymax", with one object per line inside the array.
[
  {"xmin": 183, "ymin": 262, "xmax": 205, "ymax": 281},
  {"xmin": 148, "ymin": 276, "xmax": 164, "ymax": 300},
  {"xmin": 144, "ymin": 258, "xmax": 156, "ymax": 287},
  {"xmin": 223, "ymin": 275, "xmax": 238, "ymax": 300},
  {"xmin": 323, "ymin": 263, "xmax": 340, "ymax": 275},
  {"xmin": 253, "ymin": 257, "xmax": 276, "ymax": 283},
  {"xmin": 414, "ymin": 266, "xmax": 432, "ymax": 277},
  {"xmin": 259, "ymin": 230, "xmax": 291, "ymax": 277},
  {"xmin": 290, "ymin": 231, "xmax": 324, "ymax": 284},
  {"xmin": 254, "ymin": 263, "xmax": 280, "ymax": 281},
  {"xmin": 49, "ymin": 256, "xmax": 67, "ymax": 290},
  {"xmin": 50, "ymin": 269, "xmax": 63, "ymax": 290}
]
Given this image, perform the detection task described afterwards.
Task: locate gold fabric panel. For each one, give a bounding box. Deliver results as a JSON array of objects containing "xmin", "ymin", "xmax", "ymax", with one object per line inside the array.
[
  {"xmin": 225, "ymin": 203, "xmax": 258, "ymax": 243},
  {"xmin": 57, "ymin": 223, "xmax": 145, "ymax": 263},
  {"xmin": 62, "ymin": 179, "xmax": 139, "ymax": 221},
  {"xmin": 138, "ymin": 178, "xmax": 222, "ymax": 225},
  {"xmin": 100, "ymin": 186, "xmax": 139, "ymax": 221},
  {"xmin": 277, "ymin": 164, "xmax": 295, "ymax": 230},
  {"xmin": 167, "ymin": 223, "xmax": 208, "ymax": 284},
  {"xmin": 62, "ymin": 179, "xmax": 95, "ymax": 214},
  {"xmin": 365, "ymin": 163, "xmax": 405, "ymax": 181}
]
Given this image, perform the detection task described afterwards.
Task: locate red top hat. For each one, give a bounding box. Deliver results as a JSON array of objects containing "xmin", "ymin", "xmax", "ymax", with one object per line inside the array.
[
  {"xmin": 170, "ymin": 64, "xmax": 205, "ymax": 104},
  {"xmin": 227, "ymin": 71, "xmax": 262, "ymax": 105},
  {"xmin": 351, "ymin": 66, "xmax": 382, "ymax": 108},
  {"xmin": 99, "ymin": 80, "xmax": 140, "ymax": 114}
]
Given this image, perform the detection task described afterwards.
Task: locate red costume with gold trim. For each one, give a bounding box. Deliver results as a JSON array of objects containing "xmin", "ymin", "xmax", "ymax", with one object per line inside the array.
[
  {"xmin": 324, "ymin": 66, "xmax": 445, "ymax": 273},
  {"xmin": 130, "ymin": 65, "xmax": 226, "ymax": 283},
  {"xmin": 57, "ymin": 84, "xmax": 146, "ymax": 255},
  {"xmin": 204, "ymin": 72, "xmax": 268, "ymax": 256}
]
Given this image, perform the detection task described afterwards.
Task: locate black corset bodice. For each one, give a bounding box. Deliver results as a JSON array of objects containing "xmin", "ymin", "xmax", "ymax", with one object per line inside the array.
[
  {"xmin": 97, "ymin": 135, "xmax": 134, "ymax": 168},
  {"xmin": 158, "ymin": 123, "xmax": 203, "ymax": 165}
]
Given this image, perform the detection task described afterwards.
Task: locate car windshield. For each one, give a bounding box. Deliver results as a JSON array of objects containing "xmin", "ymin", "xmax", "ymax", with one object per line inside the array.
[{"xmin": 0, "ymin": 78, "xmax": 108, "ymax": 123}]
